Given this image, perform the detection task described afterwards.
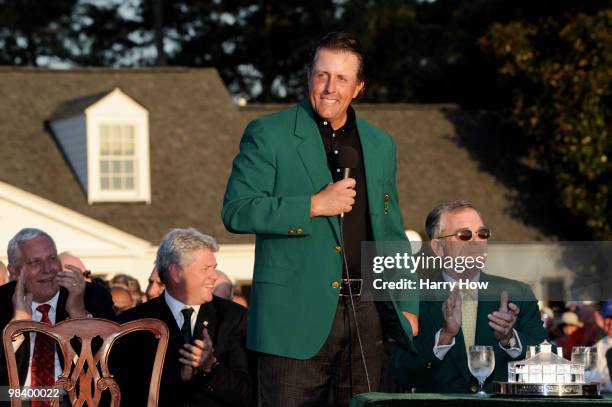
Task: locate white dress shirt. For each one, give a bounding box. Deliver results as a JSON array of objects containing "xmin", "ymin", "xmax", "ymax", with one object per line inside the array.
[
  {"xmin": 164, "ymin": 290, "xmax": 200, "ymax": 335},
  {"xmin": 433, "ymin": 271, "xmax": 523, "ymax": 360}
]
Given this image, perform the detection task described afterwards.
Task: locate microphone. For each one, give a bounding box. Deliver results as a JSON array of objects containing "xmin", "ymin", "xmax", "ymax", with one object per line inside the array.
[
  {"xmin": 337, "ymin": 146, "xmax": 359, "ymax": 180},
  {"xmin": 337, "ymin": 146, "xmax": 359, "ymax": 218}
]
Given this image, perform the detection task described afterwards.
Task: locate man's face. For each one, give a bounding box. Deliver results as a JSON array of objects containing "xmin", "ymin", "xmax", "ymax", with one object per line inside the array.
[
  {"xmin": 308, "ymin": 48, "xmax": 364, "ymax": 129},
  {"xmin": 145, "ymin": 267, "xmax": 165, "ymax": 300},
  {"xmin": 18, "ymin": 236, "xmax": 61, "ymax": 302},
  {"xmin": 431, "ymin": 208, "xmax": 488, "ymax": 277},
  {"xmin": 603, "ymin": 316, "xmax": 612, "ymax": 337},
  {"xmin": 174, "ymin": 249, "xmax": 218, "ymax": 305}
]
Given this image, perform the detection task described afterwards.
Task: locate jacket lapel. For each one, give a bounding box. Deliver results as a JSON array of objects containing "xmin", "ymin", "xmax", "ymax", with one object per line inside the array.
[
  {"xmin": 194, "ymin": 300, "xmax": 218, "ymax": 342},
  {"xmin": 356, "ymin": 119, "xmax": 383, "ymax": 221},
  {"xmin": 294, "ymin": 100, "xmax": 340, "ymax": 242},
  {"xmin": 474, "ymin": 273, "xmax": 500, "ymax": 347}
]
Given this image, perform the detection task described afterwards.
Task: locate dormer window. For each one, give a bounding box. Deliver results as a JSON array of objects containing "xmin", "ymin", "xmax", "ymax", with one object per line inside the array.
[
  {"xmin": 49, "ymin": 88, "xmax": 151, "ymax": 204},
  {"xmin": 99, "ymin": 124, "xmax": 136, "ymax": 191}
]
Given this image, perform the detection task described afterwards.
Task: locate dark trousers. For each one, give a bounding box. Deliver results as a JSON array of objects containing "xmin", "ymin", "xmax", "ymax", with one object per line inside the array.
[{"xmin": 257, "ymin": 297, "xmax": 383, "ymax": 407}]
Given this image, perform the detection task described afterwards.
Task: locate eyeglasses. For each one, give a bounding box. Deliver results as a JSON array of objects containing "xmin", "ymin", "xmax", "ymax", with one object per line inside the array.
[{"xmin": 436, "ymin": 228, "xmax": 491, "ymax": 241}]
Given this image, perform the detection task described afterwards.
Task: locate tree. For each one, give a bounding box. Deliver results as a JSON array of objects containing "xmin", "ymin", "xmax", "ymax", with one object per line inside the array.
[
  {"xmin": 484, "ymin": 9, "xmax": 612, "ymax": 238},
  {"xmin": 0, "ymin": 0, "xmax": 78, "ymax": 66}
]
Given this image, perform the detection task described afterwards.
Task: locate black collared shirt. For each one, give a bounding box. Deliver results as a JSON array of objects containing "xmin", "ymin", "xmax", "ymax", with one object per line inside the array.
[{"xmin": 315, "ymin": 106, "xmax": 372, "ymax": 280}]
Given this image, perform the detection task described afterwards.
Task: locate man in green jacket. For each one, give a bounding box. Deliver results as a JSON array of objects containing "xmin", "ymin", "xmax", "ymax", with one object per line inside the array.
[
  {"xmin": 390, "ymin": 200, "xmax": 548, "ymax": 393},
  {"xmin": 222, "ymin": 32, "xmax": 418, "ymax": 406}
]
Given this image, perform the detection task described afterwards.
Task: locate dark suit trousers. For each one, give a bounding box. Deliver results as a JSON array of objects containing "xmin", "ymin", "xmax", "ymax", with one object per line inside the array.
[{"xmin": 257, "ymin": 297, "xmax": 383, "ymax": 407}]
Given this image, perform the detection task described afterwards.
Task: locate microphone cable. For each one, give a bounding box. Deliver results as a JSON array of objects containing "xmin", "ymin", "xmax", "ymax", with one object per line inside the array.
[{"xmin": 339, "ymin": 215, "xmax": 372, "ymax": 394}]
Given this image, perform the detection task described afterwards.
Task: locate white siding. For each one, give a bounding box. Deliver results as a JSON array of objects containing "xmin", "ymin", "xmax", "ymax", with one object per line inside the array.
[{"xmin": 49, "ymin": 115, "xmax": 88, "ymax": 193}]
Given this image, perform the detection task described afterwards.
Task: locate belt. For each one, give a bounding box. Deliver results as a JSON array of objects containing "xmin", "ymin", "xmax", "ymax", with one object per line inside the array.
[{"xmin": 340, "ymin": 278, "xmax": 362, "ymax": 297}]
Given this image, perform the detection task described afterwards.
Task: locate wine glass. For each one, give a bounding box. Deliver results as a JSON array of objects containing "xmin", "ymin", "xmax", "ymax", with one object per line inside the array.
[{"xmin": 468, "ymin": 345, "xmax": 496, "ymax": 397}]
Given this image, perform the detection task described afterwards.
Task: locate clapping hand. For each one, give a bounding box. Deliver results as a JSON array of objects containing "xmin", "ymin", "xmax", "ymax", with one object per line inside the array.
[{"xmin": 487, "ymin": 290, "xmax": 520, "ymax": 346}]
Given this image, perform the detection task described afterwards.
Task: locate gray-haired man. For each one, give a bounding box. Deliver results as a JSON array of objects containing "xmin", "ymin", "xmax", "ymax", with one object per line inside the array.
[
  {"xmin": 0, "ymin": 228, "xmax": 115, "ymax": 387},
  {"xmin": 115, "ymin": 227, "xmax": 252, "ymax": 407}
]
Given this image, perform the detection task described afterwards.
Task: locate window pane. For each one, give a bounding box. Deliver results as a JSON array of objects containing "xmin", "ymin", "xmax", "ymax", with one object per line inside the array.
[
  {"xmin": 125, "ymin": 177, "xmax": 134, "ymax": 189},
  {"xmin": 100, "ymin": 177, "xmax": 109, "ymax": 190},
  {"xmin": 124, "ymin": 160, "xmax": 134, "ymax": 174},
  {"xmin": 112, "ymin": 160, "xmax": 122, "ymax": 173},
  {"xmin": 100, "ymin": 160, "xmax": 109, "ymax": 174},
  {"xmin": 112, "ymin": 177, "xmax": 122, "ymax": 189}
]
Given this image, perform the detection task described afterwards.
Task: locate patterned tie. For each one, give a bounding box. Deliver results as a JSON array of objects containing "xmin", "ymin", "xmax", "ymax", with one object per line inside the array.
[
  {"xmin": 461, "ymin": 288, "xmax": 478, "ymax": 355},
  {"xmin": 180, "ymin": 308, "xmax": 194, "ymax": 344},
  {"xmin": 31, "ymin": 304, "xmax": 54, "ymax": 407}
]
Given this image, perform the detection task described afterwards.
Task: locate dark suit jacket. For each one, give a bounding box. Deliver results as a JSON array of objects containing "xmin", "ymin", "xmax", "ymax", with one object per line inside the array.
[
  {"xmin": 0, "ymin": 281, "xmax": 116, "ymax": 386},
  {"xmin": 114, "ymin": 294, "xmax": 252, "ymax": 407},
  {"xmin": 390, "ymin": 272, "xmax": 548, "ymax": 393}
]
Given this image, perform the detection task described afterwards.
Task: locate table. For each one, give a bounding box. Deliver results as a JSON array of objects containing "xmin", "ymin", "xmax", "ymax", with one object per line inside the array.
[{"xmin": 349, "ymin": 393, "xmax": 612, "ymax": 407}]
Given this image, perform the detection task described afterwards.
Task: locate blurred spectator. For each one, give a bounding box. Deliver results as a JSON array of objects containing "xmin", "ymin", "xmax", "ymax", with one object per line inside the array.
[
  {"xmin": 593, "ymin": 301, "xmax": 612, "ymax": 392},
  {"xmin": 213, "ymin": 269, "xmax": 233, "ymax": 299},
  {"xmin": 0, "ymin": 260, "xmax": 8, "ymax": 285},
  {"xmin": 232, "ymin": 292, "xmax": 248, "ymax": 308},
  {"xmin": 145, "ymin": 266, "xmax": 165, "ymax": 300},
  {"xmin": 59, "ymin": 252, "xmax": 92, "ymax": 282},
  {"xmin": 110, "ymin": 274, "xmax": 143, "ymax": 306},
  {"xmin": 541, "ymin": 306, "xmax": 554, "ymax": 331},
  {"xmin": 578, "ymin": 304, "xmax": 605, "ymax": 345},
  {"xmin": 554, "ymin": 311, "xmax": 584, "ymax": 357},
  {"xmin": 111, "ymin": 286, "xmax": 134, "ymax": 315}
]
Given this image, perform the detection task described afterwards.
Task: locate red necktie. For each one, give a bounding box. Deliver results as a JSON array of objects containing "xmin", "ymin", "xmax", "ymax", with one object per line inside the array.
[{"xmin": 31, "ymin": 304, "xmax": 54, "ymax": 407}]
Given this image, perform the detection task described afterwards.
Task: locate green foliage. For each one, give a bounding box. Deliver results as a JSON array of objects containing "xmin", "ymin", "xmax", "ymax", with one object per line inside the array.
[{"xmin": 484, "ymin": 9, "xmax": 612, "ymax": 238}]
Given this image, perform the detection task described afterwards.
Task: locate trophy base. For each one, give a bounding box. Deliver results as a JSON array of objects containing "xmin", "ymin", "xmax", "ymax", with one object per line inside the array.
[{"xmin": 494, "ymin": 382, "xmax": 600, "ymax": 398}]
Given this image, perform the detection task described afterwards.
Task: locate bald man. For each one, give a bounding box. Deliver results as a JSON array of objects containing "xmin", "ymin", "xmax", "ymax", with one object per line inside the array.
[
  {"xmin": 59, "ymin": 252, "xmax": 92, "ymax": 282},
  {"xmin": 0, "ymin": 260, "xmax": 8, "ymax": 285},
  {"xmin": 213, "ymin": 270, "xmax": 233, "ymax": 299},
  {"xmin": 111, "ymin": 286, "xmax": 134, "ymax": 314}
]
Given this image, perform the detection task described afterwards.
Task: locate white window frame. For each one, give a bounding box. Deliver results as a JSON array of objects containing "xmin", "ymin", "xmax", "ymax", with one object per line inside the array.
[{"xmin": 87, "ymin": 115, "xmax": 151, "ymax": 204}]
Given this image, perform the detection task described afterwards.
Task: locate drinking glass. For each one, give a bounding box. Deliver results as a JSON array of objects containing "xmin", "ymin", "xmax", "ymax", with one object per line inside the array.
[{"xmin": 468, "ymin": 345, "xmax": 496, "ymax": 397}]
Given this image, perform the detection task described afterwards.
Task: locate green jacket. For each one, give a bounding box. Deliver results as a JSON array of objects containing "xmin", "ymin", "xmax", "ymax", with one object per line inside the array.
[
  {"xmin": 390, "ymin": 272, "xmax": 548, "ymax": 393},
  {"xmin": 222, "ymin": 100, "xmax": 418, "ymax": 359}
]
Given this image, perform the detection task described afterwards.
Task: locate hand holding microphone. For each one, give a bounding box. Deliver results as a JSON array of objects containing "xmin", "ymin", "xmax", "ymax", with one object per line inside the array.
[{"xmin": 309, "ymin": 147, "xmax": 359, "ymax": 218}]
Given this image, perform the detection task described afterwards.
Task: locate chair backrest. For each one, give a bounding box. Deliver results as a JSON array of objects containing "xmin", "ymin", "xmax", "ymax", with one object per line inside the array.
[{"xmin": 3, "ymin": 318, "xmax": 169, "ymax": 407}]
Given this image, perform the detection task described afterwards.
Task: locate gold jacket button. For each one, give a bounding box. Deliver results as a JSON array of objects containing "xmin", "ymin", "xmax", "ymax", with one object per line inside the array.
[
  {"xmin": 335, "ymin": 245, "xmax": 342, "ymax": 253},
  {"xmin": 297, "ymin": 228, "xmax": 303, "ymax": 235},
  {"xmin": 470, "ymin": 385, "xmax": 478, "ymax": 393},
  {"xmin": 331, "ymin": 281, "xmax": 340, "ymax": 289},
  {"xmin": 426, "ymin": 362, "xmax": 432, "ymax": 369},
  {"xmin": 289, "ymin": 228, "xmax": 295, "ymax": 235}
]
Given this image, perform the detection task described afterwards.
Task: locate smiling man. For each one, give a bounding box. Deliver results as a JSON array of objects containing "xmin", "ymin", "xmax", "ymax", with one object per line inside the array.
[
  {"xmin": 0, "ymin": 228, "xmax": 115, "ymax": 390},
  {"xmin": 116, "ymin": 228, "xmax": 251, "ymax": 407},
  {"xmin": 223, "ymin": 32, "xmax": 418, "ymax": 406}
]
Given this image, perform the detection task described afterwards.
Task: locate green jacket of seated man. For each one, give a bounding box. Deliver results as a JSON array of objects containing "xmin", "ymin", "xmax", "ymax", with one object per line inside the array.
[{"xmin": 389, "ymin": 271, "xmax": 548, "ymax": 393}]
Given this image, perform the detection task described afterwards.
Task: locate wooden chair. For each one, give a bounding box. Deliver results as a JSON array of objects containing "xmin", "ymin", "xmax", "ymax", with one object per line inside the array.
[{"xmin": 3, "ymin": 318, "xmax": 169, "ymax": 407}]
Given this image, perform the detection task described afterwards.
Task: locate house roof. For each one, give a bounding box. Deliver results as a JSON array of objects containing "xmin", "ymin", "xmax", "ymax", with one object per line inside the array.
[
  {"xmin": 0, "ymin": 67, "xmax": 563, "ymax": 245},
  {"xmin": 49, "ymin": 89, "xmax": 112, "ymax": 121}
]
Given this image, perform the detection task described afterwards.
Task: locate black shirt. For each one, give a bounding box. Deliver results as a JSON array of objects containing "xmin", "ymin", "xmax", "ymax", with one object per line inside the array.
[{"xmin": 315, "ymin": 106, "xmax": 373, "ymax": 280}]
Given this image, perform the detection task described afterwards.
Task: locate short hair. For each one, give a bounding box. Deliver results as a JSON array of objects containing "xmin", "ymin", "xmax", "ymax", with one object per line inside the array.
[
  {"xmin": 7, "ymin": 228, "xmax": 57, "ymax": 267},
  {"xmin": 155, "ymin": 228, "xmax": 219, "ymax": 285},
  {"xmin": 309, "ymin": 32, "xmax": 365, "ymax": 83},
  {"xmin": 110, "ymin": 274, "xmax": 141, "ymax": 293},
  {"xmin": 425, "ymin": 200, "xmax": 481, "ymax": 239}
]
